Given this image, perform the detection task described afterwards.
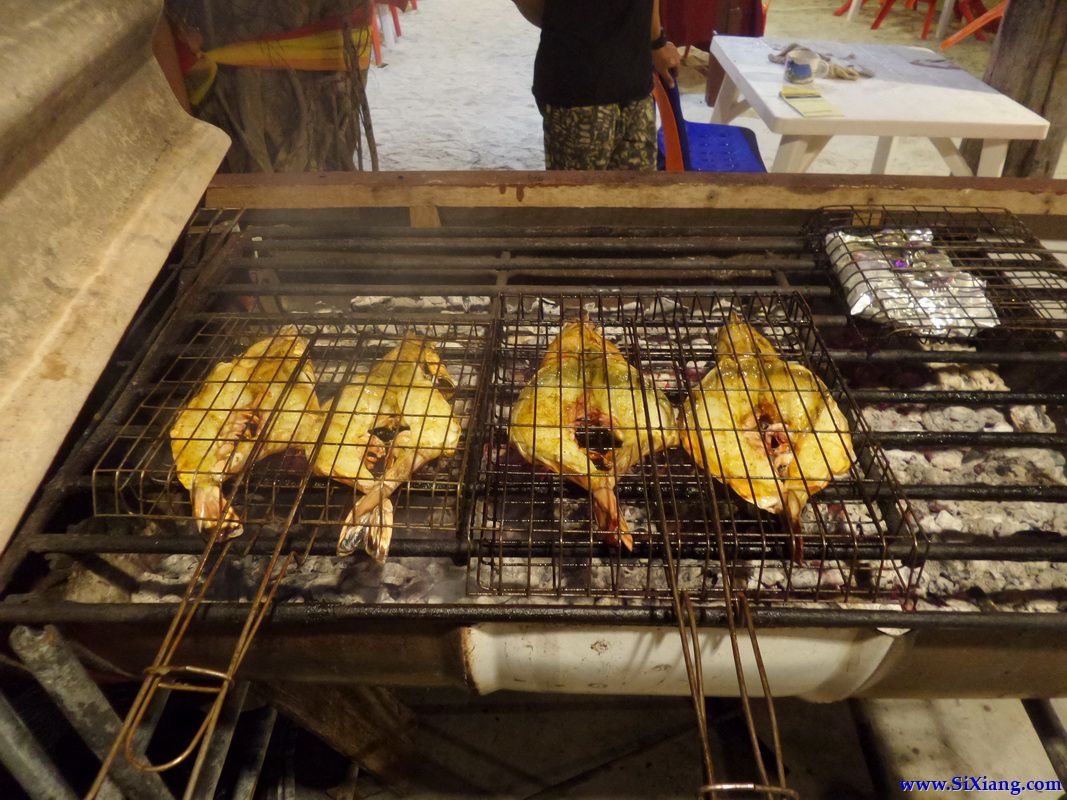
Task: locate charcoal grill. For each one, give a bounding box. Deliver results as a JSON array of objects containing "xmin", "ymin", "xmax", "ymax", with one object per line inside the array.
[{"xmin": 3, "ymin": 181, "xmax": 1067, "ymax": 797}]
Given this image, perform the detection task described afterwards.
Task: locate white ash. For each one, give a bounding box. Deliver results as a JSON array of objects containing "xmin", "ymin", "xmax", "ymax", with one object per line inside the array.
[
  {"xmin": 859, "ymin": 359, "xmax": 1067, "ymax": 610},
  {"xmin": 920, "ymin": 559, "xmax": 1067, "ymax": 599}
]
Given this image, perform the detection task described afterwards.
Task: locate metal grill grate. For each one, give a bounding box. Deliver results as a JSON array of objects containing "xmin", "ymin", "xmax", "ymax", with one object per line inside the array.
[
  {"xmin": 92, "ymin": 313, "xmax": 492, "ymax": 553},
  {"xmin": 808, "ymin": 205, "xmax": 1067, "ymax": 343},
  {"xmin": 468, "ymin": 291, "xmax": 925, "ymax": 602},
  {"xmin": 4, "ymin": 205, "xmax": 1065, "ymax": 630}
]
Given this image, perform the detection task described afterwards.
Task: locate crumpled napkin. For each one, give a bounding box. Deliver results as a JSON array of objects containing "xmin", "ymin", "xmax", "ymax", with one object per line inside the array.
[{"xmin": 768, "ymin": 42, "xmax": 874, "ymax": 80}]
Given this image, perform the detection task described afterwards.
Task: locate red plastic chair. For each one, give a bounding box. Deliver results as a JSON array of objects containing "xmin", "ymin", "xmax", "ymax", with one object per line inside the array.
[
  {"xmin": 834, "ymin": 0, "xmax": 938, "ymax": 39},
  {"xmin": 370, "ymin": 2, "xmax": 383, "ymax": 65},
  {"xmin": 941, "ymin": 0, "xmax": 1006, "ymax": 49},
  {"xmin": 652, "ymin": 75, "xmax": 686, "ymax": 172},
  {"xmin": 369, "ymin": 0, "xmax": 404, "ymax": 65}
]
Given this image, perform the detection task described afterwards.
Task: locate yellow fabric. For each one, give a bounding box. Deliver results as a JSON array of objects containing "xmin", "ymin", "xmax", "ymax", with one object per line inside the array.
[{"xmin": 185, "ymin": 28, "xmax": 372, "ymax": 106}]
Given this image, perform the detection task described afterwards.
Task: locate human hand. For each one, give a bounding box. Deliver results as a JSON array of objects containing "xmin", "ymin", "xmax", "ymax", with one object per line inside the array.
[{"xmin": 653, "ymin": 41, "xmax": 682, "ymax": 88}]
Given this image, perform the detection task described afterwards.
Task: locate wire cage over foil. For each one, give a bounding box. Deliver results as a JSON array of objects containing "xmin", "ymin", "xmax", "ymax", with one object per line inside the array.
[
  {"xmin": 92, "ymin": 313, "xmax": 492, "ymax": 550},
  {"xmin": 467, "ymin": 291, "xmax": 926, "ymax": 603},
  {"xmin": 808, "ymin": 205, "xmax": 1067, "ymax": 344}
]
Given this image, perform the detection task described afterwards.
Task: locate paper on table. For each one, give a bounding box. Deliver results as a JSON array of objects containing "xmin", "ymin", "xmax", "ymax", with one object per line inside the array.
[{"xmin": 779, "ymin": 85, "xmax": 842, "ymax": 118}]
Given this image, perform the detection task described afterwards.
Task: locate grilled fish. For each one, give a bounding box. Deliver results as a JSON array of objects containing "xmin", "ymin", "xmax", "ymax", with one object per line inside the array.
[
  {"xmin": 509, "ymin": 322, "xmax": 679, "ymax": 550},
  {"xmin": 681, "ymin": 316, "xmax": 854, "ymax": 555},
  {"xmin": 170, "ymin": 326, "xmax": 320, "ymax": 539},
  {"xmin": 338, "ymin": 334, "xmax": 461, "ymax": 561}
]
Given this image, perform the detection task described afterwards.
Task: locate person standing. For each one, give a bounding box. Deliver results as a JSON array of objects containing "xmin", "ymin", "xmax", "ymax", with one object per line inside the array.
[{"xmin": 512, "ymin": 0, "xmax": 681, "ymax": 170}]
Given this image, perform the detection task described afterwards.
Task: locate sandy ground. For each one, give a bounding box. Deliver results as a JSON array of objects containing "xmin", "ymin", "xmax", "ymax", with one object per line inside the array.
[
  {"xmin": 365, "ymin": 0, "xmax": 1062, "ymax": 177},
  {"xmin": 365, "ymin": 0, "xmax": 543, "ymax": 170}
]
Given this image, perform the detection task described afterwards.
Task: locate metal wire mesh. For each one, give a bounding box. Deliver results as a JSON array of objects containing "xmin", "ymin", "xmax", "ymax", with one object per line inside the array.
[
  {"xmin": 468, "ymin": 291, "xmax": 925, "ymax": 602},
  {"xmin": 92, "ymin": 314, "xmax": 491, "ymax": 550},
  {"xmin": 809, "ymin": 205, "xmax": 1067, "ymax": 342}
]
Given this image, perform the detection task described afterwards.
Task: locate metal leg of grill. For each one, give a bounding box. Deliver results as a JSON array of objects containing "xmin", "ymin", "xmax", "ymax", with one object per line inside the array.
[
  {"xmin": 186, "ymin": 681, "xmax": 251, "ymax": 800},
  {"xmin": 9, "ymin": 624, "xmax": 175, "ymax": 800},
  {"xmin": 1023, "ymin": 699, "xmax": 1067, "ymax": 788},
  {"xmin": 0, "ymin": 689, "xmax": 79, "ymax": 800},
  {"xmin": 130, "ymin": 686, "xmax": 172, "ymax": 757},
  {"xmin": 232, "ymin": 705, "xmax": 278, "ymax": 800}
]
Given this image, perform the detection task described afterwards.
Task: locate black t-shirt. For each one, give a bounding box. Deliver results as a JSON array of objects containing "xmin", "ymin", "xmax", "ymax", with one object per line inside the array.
[{"xmin": 533, "ymin": 0, "xmax": 654, "ymax": 108}]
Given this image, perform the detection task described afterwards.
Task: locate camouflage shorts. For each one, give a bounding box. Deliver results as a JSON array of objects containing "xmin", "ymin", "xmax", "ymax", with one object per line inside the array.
[{"xmin": 541, "ymin": 95, "xmax": 656, "ymax": 171}]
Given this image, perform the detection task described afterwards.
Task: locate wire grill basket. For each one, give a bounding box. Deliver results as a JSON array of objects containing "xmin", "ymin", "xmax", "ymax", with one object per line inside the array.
[
  {"xmin": 467, "ymin": 291, "xmax": 925, "ymax": 603},
  {"xmin": 93, "ymin": 314, "xmax": 492, "ymax": 552},
  {"xmin": 808, "ymin": 205, "xmax": 1067, "ymax": 343}
]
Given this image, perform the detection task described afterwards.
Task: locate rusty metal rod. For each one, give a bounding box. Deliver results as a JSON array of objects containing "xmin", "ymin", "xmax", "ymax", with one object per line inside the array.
[
  {"xmin": 831, "ymin": 349, "xmax": 1067, "ymax": 364},
  {"xmin": 228, "ymin": 254, "xmax": 816, "ymax": 270},
  {"xmin": 239, "ymin": 223, "xmax": 807, "ymax": 240},
  {"xmin": 207, "ymin": 282, "xmax": 832, "ymax": 297},
  {"xmin": 852, "ymin": 389, "xmax": 1067, "ymax": 404},
  {"xmin": 240, "ymin": 234, "xmax": 809, "ymax": 252},
  {"xmin": 3, "ymin": 601, "xmax": 1067, "ymax": 631},
  {"xmin": 23, "ymin": 532, "xmax": 1067, "ymax": 561},
  {"xmin": 861, "ymin": 431, "xmax": 1067, "ymax": 448}
]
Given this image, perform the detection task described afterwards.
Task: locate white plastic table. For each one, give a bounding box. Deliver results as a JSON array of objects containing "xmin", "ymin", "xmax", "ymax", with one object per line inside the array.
[{"xmin": 708, "ymin": 36, "xmax": 1049, "ymax": 175}]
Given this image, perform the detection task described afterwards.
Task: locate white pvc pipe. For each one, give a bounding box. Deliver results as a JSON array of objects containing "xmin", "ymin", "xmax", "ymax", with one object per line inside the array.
[{"xmin": 462, "ymin": 624, "xmax": 907, "ymax": 702}]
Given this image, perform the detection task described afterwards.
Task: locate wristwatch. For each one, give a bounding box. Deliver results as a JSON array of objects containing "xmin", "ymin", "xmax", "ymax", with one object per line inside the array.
[{"xmin": 651, "ymin": 31, "xmax": 668, "ymax": 50}]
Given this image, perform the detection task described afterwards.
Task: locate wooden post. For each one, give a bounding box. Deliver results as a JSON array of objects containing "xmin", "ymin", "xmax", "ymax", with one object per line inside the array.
[{"xmin": 961, "ymin": 0, "xmax": 1067, "ymax": 177}]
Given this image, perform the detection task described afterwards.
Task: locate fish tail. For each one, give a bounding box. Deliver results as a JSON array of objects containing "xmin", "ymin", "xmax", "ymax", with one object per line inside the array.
[
  {"xmin": 785, "ymin": 491, "xmax": 806, "ymax": 564},
  {"xmin": 338, "ymin": 488, "xmax": 395, "ymax": 562},
  {"xmin": 591, "ymin": 486, "xmax": 633, "ymax": 551},
  {"xmin": 191, "ymin": 480, "xmax": 243, "ymax": 540}
]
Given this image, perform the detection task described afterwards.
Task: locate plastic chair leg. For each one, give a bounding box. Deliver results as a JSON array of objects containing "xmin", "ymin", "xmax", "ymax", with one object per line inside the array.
[
  {"xmin": 921, "ymin": 0, "xmax": 938, "ymax": 38},
  {"xmin": 871, "ymin": 0, "xmax": 900, "ymax": 30},
  {"xmin": 370, "ymin": 2, "xmax": 383, "ymax": 65},
  {"xmin": 958, "ymin": 0, "xmax": 992, "ymax": 41},
  {"xmin": 390, "ymin": 4, "xmax": 402, "ymax": 37},
  {"xmin": 940, "ymin": 0, "xmax": 1005, "ymax": 49},
  {"xmin": 834, "ymin": 0, "xmax": 855, "ymax": 17}
]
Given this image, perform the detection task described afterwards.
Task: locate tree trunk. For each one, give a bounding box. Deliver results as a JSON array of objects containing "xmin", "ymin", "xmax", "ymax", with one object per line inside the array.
[
  {"xmin": 169, "ymin": 0, "xmax": 377, "ymax": 172},
  {"xmin": 961, "ymin": 0, "xmax": 1067, "ymax": 177}
]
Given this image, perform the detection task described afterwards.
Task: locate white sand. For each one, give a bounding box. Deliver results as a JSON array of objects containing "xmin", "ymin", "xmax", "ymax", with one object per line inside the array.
[
  {"xmin": 365, "ymin": 0, "xmax": 1063, "ymax": 176},
  {"xmin": 365, "ymin": 0, "xmax": 544, "ymax": 170}
]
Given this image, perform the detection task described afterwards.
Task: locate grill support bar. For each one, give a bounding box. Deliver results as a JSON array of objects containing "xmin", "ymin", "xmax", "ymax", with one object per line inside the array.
[
  {"xmin": 0, "ymin": 689, "xmax": 79, "ymax": 800},
  {"xmin": 4, "ymin": 600, "xmax": 1067, "ymax": 631},
  {"xmin": 9, "ymin": 625, "xmax": 175, "ymax": 800}
]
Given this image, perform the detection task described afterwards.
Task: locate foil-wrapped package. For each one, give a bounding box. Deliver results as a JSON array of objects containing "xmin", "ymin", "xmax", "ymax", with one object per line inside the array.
[{"xmin": 825, "ymin": 228, "xmax": 999, "ymax": 337}]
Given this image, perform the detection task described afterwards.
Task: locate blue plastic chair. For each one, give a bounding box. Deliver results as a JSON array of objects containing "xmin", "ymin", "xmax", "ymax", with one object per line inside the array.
[{"xmin": 653, "ymin": 74, "xmax": 766, "ymax": 173}]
